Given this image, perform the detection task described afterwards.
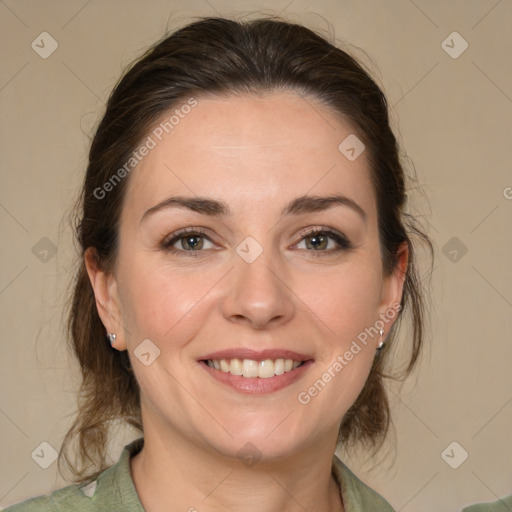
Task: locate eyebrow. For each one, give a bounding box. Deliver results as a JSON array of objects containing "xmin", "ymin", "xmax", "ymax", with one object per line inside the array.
[{"xmin": 140, "ymin": 194, "xmax": 367, "ymax": 223}]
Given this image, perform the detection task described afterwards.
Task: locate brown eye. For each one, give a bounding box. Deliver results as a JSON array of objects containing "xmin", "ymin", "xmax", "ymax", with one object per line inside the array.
[
  {"xmin": 304, "ymin": 233, "xmax": 329, "ymax": 250},
  {"xmin": 296, "ymin": 229, "xmax": 352, "ymax": 253},
  {"xmin": 178, "ymin": 234, "xmax": 205, "ymax": 250},
  {"xmin": 161, "ymin": 228, "xmax": 216, "ymax": 255}
]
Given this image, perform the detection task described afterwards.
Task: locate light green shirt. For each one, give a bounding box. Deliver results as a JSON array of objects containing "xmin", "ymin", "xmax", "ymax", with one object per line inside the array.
[
  {"xmin": 461, "ymin": 496, "xmax": 512, "ymax": 512},
  {"xmin": 4, "ymin": 437, "xmax": 396, "ymax": 511},
  {"xmin": 5, "ymin": 437, "xmax": 511, "ymax": 511}
]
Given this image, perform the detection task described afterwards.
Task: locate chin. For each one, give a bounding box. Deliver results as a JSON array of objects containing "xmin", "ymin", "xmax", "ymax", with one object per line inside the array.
[{"xmin": 195, "ymin": 414, "xmax": 313, "ymax": 465}]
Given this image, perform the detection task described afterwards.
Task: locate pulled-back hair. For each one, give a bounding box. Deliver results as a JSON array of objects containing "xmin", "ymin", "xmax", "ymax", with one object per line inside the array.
[{"xmin": 60, "ymin": 15, "xmax": 433, "ymax": 483}]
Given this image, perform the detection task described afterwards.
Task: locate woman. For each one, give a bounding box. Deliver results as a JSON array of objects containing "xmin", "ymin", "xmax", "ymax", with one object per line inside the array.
[{"xmin": 6, "ymin": 16, "xmax": 433, "ymax": 511}]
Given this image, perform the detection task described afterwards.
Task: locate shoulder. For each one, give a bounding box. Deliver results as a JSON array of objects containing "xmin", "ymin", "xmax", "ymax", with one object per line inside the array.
[
  {"xmin": 332, "ymin": 455, "xmax": 396, "ymax": 512},
  {"xmin": 3, "ymin": 437, "xmax": 145, "ymax": 512},
  {"xmin": 461, "ymin": 494, "xmax": 512, "ymax": 512},
  {"xmin": 2, "ymin": 482, "xmax": 95, "ymax": 511}
]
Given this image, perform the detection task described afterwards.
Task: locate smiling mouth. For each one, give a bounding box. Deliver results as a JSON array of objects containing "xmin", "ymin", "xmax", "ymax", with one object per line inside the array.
[{"xmin": 202, "ymin": 358, "xmax": 306, "ymax": 378}]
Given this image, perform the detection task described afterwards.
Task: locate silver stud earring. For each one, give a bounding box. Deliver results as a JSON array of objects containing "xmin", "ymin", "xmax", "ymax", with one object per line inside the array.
[
  {"xmin": 107, "ymin": 333, "xmax": 116, "ymax": 346},
  {"xmin": 377, "ymin": 328, "xmax": 385, "ymax": 350}
]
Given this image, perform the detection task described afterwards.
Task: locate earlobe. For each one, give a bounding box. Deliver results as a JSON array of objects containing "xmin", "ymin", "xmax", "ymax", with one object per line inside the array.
[{"xmin": 84, "ymin": 247, "xmax": 127, "ymax": 351}]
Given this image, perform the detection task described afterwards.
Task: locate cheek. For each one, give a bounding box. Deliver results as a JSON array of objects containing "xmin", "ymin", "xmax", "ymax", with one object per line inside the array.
[
  {"xmin": 292, "ymin": 259, "xmax": 382, "ymax": 404},
  {"xmin": 295, "ymin": 259, "xmax": 383, "ymax": 342},
  {"xmin": 116, "ymin": 256, "xmax": 220, "ymax": 346}
]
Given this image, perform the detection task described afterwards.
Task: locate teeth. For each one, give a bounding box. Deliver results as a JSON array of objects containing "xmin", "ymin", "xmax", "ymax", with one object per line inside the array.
[
  {"xmin": 258, "ymin": 359, "xmax": 275, "ymax": 379},
  {"xmin": 242, "ymin": 359, "xmax": 259, "ymax": 378},
  {"xmin": 206, "ymin": 358, "xmax": 304, "ymax": 378},
  {"xmin": 230, "ymin": 358, "xmax": 243, "ymax": 375}
]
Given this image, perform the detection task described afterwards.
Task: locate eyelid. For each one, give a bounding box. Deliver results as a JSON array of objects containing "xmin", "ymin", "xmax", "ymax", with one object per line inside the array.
[{"xmin": 162, "ymin": 226, "xmax": 215, "ymax": 241}]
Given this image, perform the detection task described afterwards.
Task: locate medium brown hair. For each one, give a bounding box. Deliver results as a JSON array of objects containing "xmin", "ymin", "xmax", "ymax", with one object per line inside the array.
[{"xmin": 60, "ymin": 15, "xmax": 433, "ymax": 483}]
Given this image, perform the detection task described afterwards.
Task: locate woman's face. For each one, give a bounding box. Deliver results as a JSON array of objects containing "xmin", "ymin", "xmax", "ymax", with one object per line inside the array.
[{"xmin": 89, "ymin": 91, "xmax": 406, "ymax": 460}]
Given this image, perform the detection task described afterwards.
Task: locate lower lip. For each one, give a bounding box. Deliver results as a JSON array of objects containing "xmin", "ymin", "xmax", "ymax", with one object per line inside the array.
[{"xmin": 199, "ymin": 360, "xmax": 314, "ymax": 394}]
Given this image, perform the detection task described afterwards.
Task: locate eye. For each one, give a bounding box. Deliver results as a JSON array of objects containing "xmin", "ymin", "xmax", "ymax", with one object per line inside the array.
[
  {"xmin": 160, "ymin": 226, "xmax": 352, "ymax": 258},
  {"xmin": 160, "ymin": 228, "xmax": 216, "ymax": 256},
  {"xmin": 295, "ymin": 227, "xmax": 352, "ymax": 255}
]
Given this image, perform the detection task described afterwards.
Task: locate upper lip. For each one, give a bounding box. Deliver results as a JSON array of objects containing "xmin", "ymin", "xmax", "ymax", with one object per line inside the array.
[{"xmin": 200, "ymin": 348, "xmax": 312, "ymax": 362}]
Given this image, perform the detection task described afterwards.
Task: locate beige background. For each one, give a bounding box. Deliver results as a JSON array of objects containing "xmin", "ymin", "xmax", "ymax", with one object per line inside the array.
[{"xmin": 1, "ymin": 1, "xmax": 511, "ymax": 511}]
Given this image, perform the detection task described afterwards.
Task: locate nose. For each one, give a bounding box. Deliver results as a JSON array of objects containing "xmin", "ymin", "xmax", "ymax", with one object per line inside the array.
[{"xmin": 220, "ymin": 246, "xmax": 295, "ymax": 330}]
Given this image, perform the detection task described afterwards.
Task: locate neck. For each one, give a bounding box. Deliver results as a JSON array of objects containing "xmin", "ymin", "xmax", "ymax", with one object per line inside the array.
[{"xmin": 130, "ymin": 421, "xmax": 344, "ymax": 512}]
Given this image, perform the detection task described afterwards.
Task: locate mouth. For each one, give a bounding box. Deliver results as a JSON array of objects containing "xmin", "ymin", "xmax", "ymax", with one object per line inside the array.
[{"xmin": 198, "ymin": 349, "xmax": 313, "ymax": 394}]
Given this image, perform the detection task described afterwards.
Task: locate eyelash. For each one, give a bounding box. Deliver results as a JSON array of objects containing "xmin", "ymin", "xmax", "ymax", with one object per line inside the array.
[{"xmin": 160, "ymin": 226, "xmax": 352, "ymax": 258}]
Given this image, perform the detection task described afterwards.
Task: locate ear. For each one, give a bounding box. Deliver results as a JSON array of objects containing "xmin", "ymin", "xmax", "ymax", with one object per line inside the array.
[
  {"xmin": 377, "ymin": 241, "xmax": 409, "ymax": 339},
  {"xmin": 84, "ymin": 247, "xmax": 127, "ymax": 351}
]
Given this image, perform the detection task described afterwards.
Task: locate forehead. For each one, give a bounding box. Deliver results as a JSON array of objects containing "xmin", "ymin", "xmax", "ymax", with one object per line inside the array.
[{"xmin": 122, "ymin": 91, "xmax": 376, "ymax": 222}]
